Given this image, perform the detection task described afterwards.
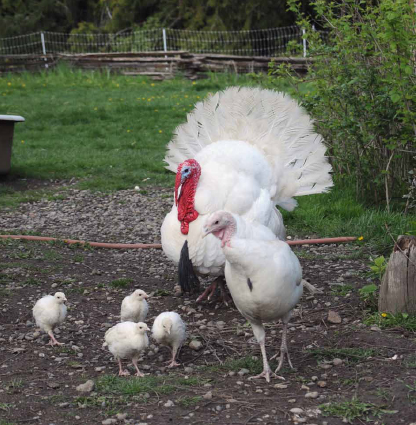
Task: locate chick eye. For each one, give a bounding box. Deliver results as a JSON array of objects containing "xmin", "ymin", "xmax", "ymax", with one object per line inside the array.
[{"xmin": 214, "ymin": 220, "xmax": 219, "ymax": 224}]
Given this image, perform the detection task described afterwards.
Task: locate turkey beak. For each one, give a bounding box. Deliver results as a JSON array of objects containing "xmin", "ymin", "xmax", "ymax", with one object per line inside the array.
[{"xmin": 202, "ymin": 226, "xmax": 212, "ymax": 238}]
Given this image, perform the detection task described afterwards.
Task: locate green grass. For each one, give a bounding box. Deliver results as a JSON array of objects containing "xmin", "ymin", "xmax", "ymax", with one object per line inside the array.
[
  {"xmin": 320, "ymin": 397, "xmax": 396, "ymax": 422},
  {"xmin": 1, "ymin": 66, "xmax": 271, "ymax": 195},
  {"xmin": 110, "ymin": 278, "xmax": 133, "ymax": 288},
  {"xmin": 177, "ymin": 396, "xmax": 202, "ymax": 407},
  {"xmin": 330, "ymin": 284, "xmax": 354, "ymax": 297},
  {"xmin": 364, "ymin": 312, "xmax": 416, "ymax": 332},
  {"xmin": 308, "ymin": 347, "xmax": 379, "ymax": 363},
  {"xmin": 1, "ymin": 66, "xmax": 414, "ymax": 254}
]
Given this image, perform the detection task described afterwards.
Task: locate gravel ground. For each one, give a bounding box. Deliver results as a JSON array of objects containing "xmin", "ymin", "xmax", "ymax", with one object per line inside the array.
[{"xmin": 1, "ymin": 183, "xmax": 416, "ymax": 425}]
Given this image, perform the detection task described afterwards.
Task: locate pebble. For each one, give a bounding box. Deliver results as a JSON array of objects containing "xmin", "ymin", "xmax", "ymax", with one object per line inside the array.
[
  {"xmin": 332, "ymin": 358, "xmax": 343, "ymax": 366},
  {"xmin": 203, "ymin": 391, "xmax": 213, "ymax": 400},
  {"xmin": 76, "ymin": 380, "xmax": 95, "ymax": 393},
  {"xmin": 238, "ymin": 368, "xmax": 250, "ymax": 376},
  {"xmin": 290, "ymin": 408, "xmax": 304, "ymax": 414},
  {"xmin": 327, "ymin": 310, "xmax": 342, "ymax": 324},
  {"xmin": 305, "ymin": 391, "xmax": 319, "ymax": 399},
  {"xmin": 115, "ymin": 413, "xmax": 127, "ymax": 420},
  {"xmin": 102, "ymin": 419, "xmax": 117, "ymax": 425},
  {"xmin": 370, "ymin": 326, "xmax": 381, "ymax": 332},
  {"xmin": 274, "ymin": 383, "xmax": 288, "ymax": 389},
  {"xmin": 288, "ymin": 399, "xmax": 296, "ymax": 403},
  {"xmin": 317, "ymin": 381, "xmax": 327, "ymax": 388},
  {"xmin": 189, "ymin": 340, "xmax": 202, "ymax": 351},
  {"xmin": 164, "ymin": 400, "xmax": 174, "ymax": 407}
]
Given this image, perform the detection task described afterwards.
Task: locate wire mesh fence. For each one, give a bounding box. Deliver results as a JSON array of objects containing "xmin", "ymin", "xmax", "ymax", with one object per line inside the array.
[{"xmin": 0, "ymin": 27, "xmax": 327, "ymax": 56}]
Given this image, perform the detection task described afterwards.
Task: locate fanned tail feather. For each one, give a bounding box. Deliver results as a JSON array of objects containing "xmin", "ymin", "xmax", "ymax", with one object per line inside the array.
[{"xmin": 165, "ymin": 87, "xmax": 333, "ymax": 210}]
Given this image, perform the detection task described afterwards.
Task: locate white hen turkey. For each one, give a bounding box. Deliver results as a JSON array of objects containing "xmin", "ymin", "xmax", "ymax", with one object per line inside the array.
[
  {"xmin": 152, "ymin": 312, "xmax": 186, "ymax": 367},
  {"xmin": 204, "ymin": 210, "xmax": 303, "ymax": 382},
  {"xmin": 120, "ymin": 289, "xmax": 149, "ymax": 323},
  {"xmin": 33, "ymin": 292, "xmax": 67, "ymax": 346},
  {"xmin": 161, "ymin": 87, "xmax": 332, "ymax": 300},
  {"xmin": 104, "ymin": 321, "xmax": 150, "ymax": 376}
]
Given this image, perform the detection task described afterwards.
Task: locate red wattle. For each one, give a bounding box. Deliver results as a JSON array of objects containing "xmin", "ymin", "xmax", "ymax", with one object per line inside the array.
[{"xmin": 175, "ymin": 159, "xmax": 201, "ymax": 235}]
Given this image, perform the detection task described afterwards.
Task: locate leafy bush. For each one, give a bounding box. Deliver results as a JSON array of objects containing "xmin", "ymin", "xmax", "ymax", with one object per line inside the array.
[{"xmin": 271, "ymin": 0, "xmax": 416, "ymax": 211}]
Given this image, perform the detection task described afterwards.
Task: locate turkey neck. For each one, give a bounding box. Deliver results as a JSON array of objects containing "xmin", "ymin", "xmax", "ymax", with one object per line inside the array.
[
  {"xmin": 221, "ymin": 220, "xmax": 237, "ymax": 247},
  {"xmin": 176, "ymin": 174, "xmax": 200, "ymax": 235}
]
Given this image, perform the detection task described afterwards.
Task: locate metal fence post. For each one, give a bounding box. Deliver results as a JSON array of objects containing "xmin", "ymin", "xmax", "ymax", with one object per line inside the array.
[
  {"xmin": 162, "ymin": 28, "xmax": 168, "ymax": 54},
  {"xmin": 302, "ymin": 28, "xmax": 307, "ymax": 57},
  {"xmin": 40, "ymin": 31, "xmax": 48, "ymax": 69}
]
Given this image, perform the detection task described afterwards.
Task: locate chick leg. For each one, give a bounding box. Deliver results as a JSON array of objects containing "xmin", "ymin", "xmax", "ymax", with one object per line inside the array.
[
  {"xmin": 132, "ymin": 358, "xmax": 144, "ymax": 377},
  {"xmin": 117, "ymin": 359, "xmax": 130, "ymax": 376},
  {"xmin": 167, "ymin": 346, "xmax": 180, "ymax": 368},
  {"xmin": 47, "ymin": 330, "xmax": 63, "ymax": 346},
  {"xmin": 274, "ymin": 315, "xmax": 294, "ymax": 373}
]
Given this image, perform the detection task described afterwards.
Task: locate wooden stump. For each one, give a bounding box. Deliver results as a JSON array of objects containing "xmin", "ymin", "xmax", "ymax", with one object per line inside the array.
[{"xmin": 378, "ymin": 235, "xmax": 416, "ymax": 314}]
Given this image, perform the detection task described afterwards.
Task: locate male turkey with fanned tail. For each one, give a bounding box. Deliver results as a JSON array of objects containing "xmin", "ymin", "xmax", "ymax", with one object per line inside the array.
[{"xmin": 161, "ymin": 87, "xmax": 333, "ymax": 302}]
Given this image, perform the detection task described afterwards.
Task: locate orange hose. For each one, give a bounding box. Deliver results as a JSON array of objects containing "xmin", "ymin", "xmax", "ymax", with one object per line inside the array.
[{"xmin": 0, "ymin": 234, "xmax": 357, "ymax": 249}]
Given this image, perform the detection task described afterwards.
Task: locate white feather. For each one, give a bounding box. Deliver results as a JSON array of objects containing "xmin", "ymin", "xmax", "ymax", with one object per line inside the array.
[
  {"xmin": 161, "ymin": 87, "xmax": 332, "ymax": 277},
  {"xmin": 152, "ymin": 311, "xmax": 186, "ymax": 352},
  {"xmin": 33, "ymin": 292, "xmax": 67, "ymax": 334},
  {"xmin": 120, "ymin": 289, "xmax": 149, "ymax": 323},
  {"xmin": 105, "ymin": 322, "xmax": 149, "ymax": 360}
]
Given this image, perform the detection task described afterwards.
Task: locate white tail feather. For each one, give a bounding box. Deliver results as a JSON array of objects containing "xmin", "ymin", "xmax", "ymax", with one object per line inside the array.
[{"xmin": 165, "ymin": 87, "xmax": 333, "ymax": 209}]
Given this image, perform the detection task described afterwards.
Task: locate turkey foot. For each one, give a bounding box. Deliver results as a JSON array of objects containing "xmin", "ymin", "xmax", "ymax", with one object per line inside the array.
[{"xmin": 196, "ymin": 277, "xmax": 230, "ymax": 305}]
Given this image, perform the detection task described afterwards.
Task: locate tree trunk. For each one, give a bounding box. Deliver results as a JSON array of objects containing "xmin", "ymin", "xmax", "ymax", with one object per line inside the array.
[{"xmin": 378, "ymin": 235, "xmax": 416, "ymax": 314}]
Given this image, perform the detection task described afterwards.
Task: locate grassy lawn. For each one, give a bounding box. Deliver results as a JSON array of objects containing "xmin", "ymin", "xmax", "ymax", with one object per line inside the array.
[{"xmin": 0, "ymin": 66, "xmax": 414, "ymax": 254}]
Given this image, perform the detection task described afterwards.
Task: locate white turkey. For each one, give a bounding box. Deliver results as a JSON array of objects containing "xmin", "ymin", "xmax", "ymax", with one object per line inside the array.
[
  {"xmin": 104, "ymin": 321, "xmax": 150, "ymax": 376},
  {"xmin": 120, "ymin": 289, "xmax": 149, "ymax": 322},
  {"xmin": 161, "ymin": 87, "xmax": 332, "ymax": 301},
  {"xmin": 32, "ymin": 292, "xmax": 68, "ymax": 346},
  {"xmin": 151, "ymin": 311, "xmax": 186, "ymax": 368},
  {"xmin": 204, "ymin": 210, "xmax": 303, "ymax": 382}
]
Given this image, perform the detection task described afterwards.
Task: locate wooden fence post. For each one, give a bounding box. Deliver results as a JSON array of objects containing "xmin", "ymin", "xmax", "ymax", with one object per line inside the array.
[{"xmin": 378, "ymin": 235, "xmax": 416, "ymax": 314}]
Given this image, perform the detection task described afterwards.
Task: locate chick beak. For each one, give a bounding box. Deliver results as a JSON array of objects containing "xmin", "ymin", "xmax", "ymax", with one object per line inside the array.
[
  {"xmin": 145, "ymin": 325, "xmax": 151, "ymax": 332},
  {"xmin": 143, "ymin": 294, "xmax": 149, "ymax": 299},
  {"xmin": 63, "ymin": 298, "xmax": 68, "ymax": 303},
  {"xmin": 166, "ymin": 328, "xmax": 171, "ymax": 335}
]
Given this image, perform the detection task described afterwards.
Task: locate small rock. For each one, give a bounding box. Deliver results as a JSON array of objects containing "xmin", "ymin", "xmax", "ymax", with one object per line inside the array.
[
  {"xmin": 189, "ymin": 340, "xmax": 202, "ymax": 351},
  {"xmin": 164, "ymin": 400, "xmax": 174, "ymax": 407},
  {"xmin": 238, "ymin": 368, "xmax": 250, "ymax": 376},
  {"xmin": 58, "ymin": 403, "xmax": 69, "ymax": 408},
  {"xmin": 102, "ymin": 419, "xmax": 117, "ymax": 425},
  {"xmin": 370, "ymin": 325, "xmax": 381, "ymax": 332},
  {"xmin": 332, "ymin": 358, "xmax": 343, "ymax": 366},
  {"xmin": 290, "ymin": 408, "xmax": 304, "ymax": 414},
  {"xmin": 305, "ymin": 391, "xmax": 319, "ymax": 399},
  {"xmin": 327, "ymin": 311, "xmax": 342, "ymax": 324},
  {"xmin": 115, "ymin": 413, "xmax": 127, "ymax": 420},
  {"xmin": 274, "ymin": 383, "xmax": 288, "ymax": 389},
  {"xmin": 76, "ymin": 380, "xmax": 95, "ymax": 393},
  {"xmin": 95, "ymin": 366, "xmax": 106, "ymax": 372},
  {"xmin": 184, "ymin": 367, "xmax": 193, "ymax": 373},
  {"xmin": 317, "ymin": 381, "xmax": 327, "ymax": 388},
  {"xmin": 47, "ymin": 382, "xmax": 60, "ymax": 389},
  {"xmin": 288, "ymin": 399, "xmax": 297, "ymax": 403},
  {"xmin": 203, "ymin": 391, "xmax": 213, "ymax": 400}
]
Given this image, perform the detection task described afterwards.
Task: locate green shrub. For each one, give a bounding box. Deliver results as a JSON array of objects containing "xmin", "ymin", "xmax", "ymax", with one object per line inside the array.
[{"xmin": 271, "ymin": 0, "xmax": 416, "ymax": 211}]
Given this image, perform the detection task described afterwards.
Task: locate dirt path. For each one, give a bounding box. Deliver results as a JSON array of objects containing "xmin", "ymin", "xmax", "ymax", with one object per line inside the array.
[{"xmin": 0, "ymin": 184, "xmax": 415, "ymax": 425}]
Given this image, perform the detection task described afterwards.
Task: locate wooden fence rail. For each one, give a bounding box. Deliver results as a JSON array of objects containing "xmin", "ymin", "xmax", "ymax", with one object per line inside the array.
[{"xmin": 0, "ymin": 51, "xmax": 312, "ymax": 78}]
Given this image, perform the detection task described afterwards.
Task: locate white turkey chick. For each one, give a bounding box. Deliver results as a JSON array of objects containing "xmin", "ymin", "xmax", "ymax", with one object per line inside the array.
[
  {"xmin": 152, "ymin": 312, "xmax": 186, "ymax": 368},
  {"xmin": 105, "ymin": 321, "xmax": 150, "ymax": 376},
  {"xmin": 120, "ymin": 289, "xmax": 149, "ymax": 323},
  {"xmin": 32, "ymin": 292, "xmax": 67, "ymax": 346},
  {"xmin": 204, "ymin": 211, "xmax": 303, "ymax": 382}
]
